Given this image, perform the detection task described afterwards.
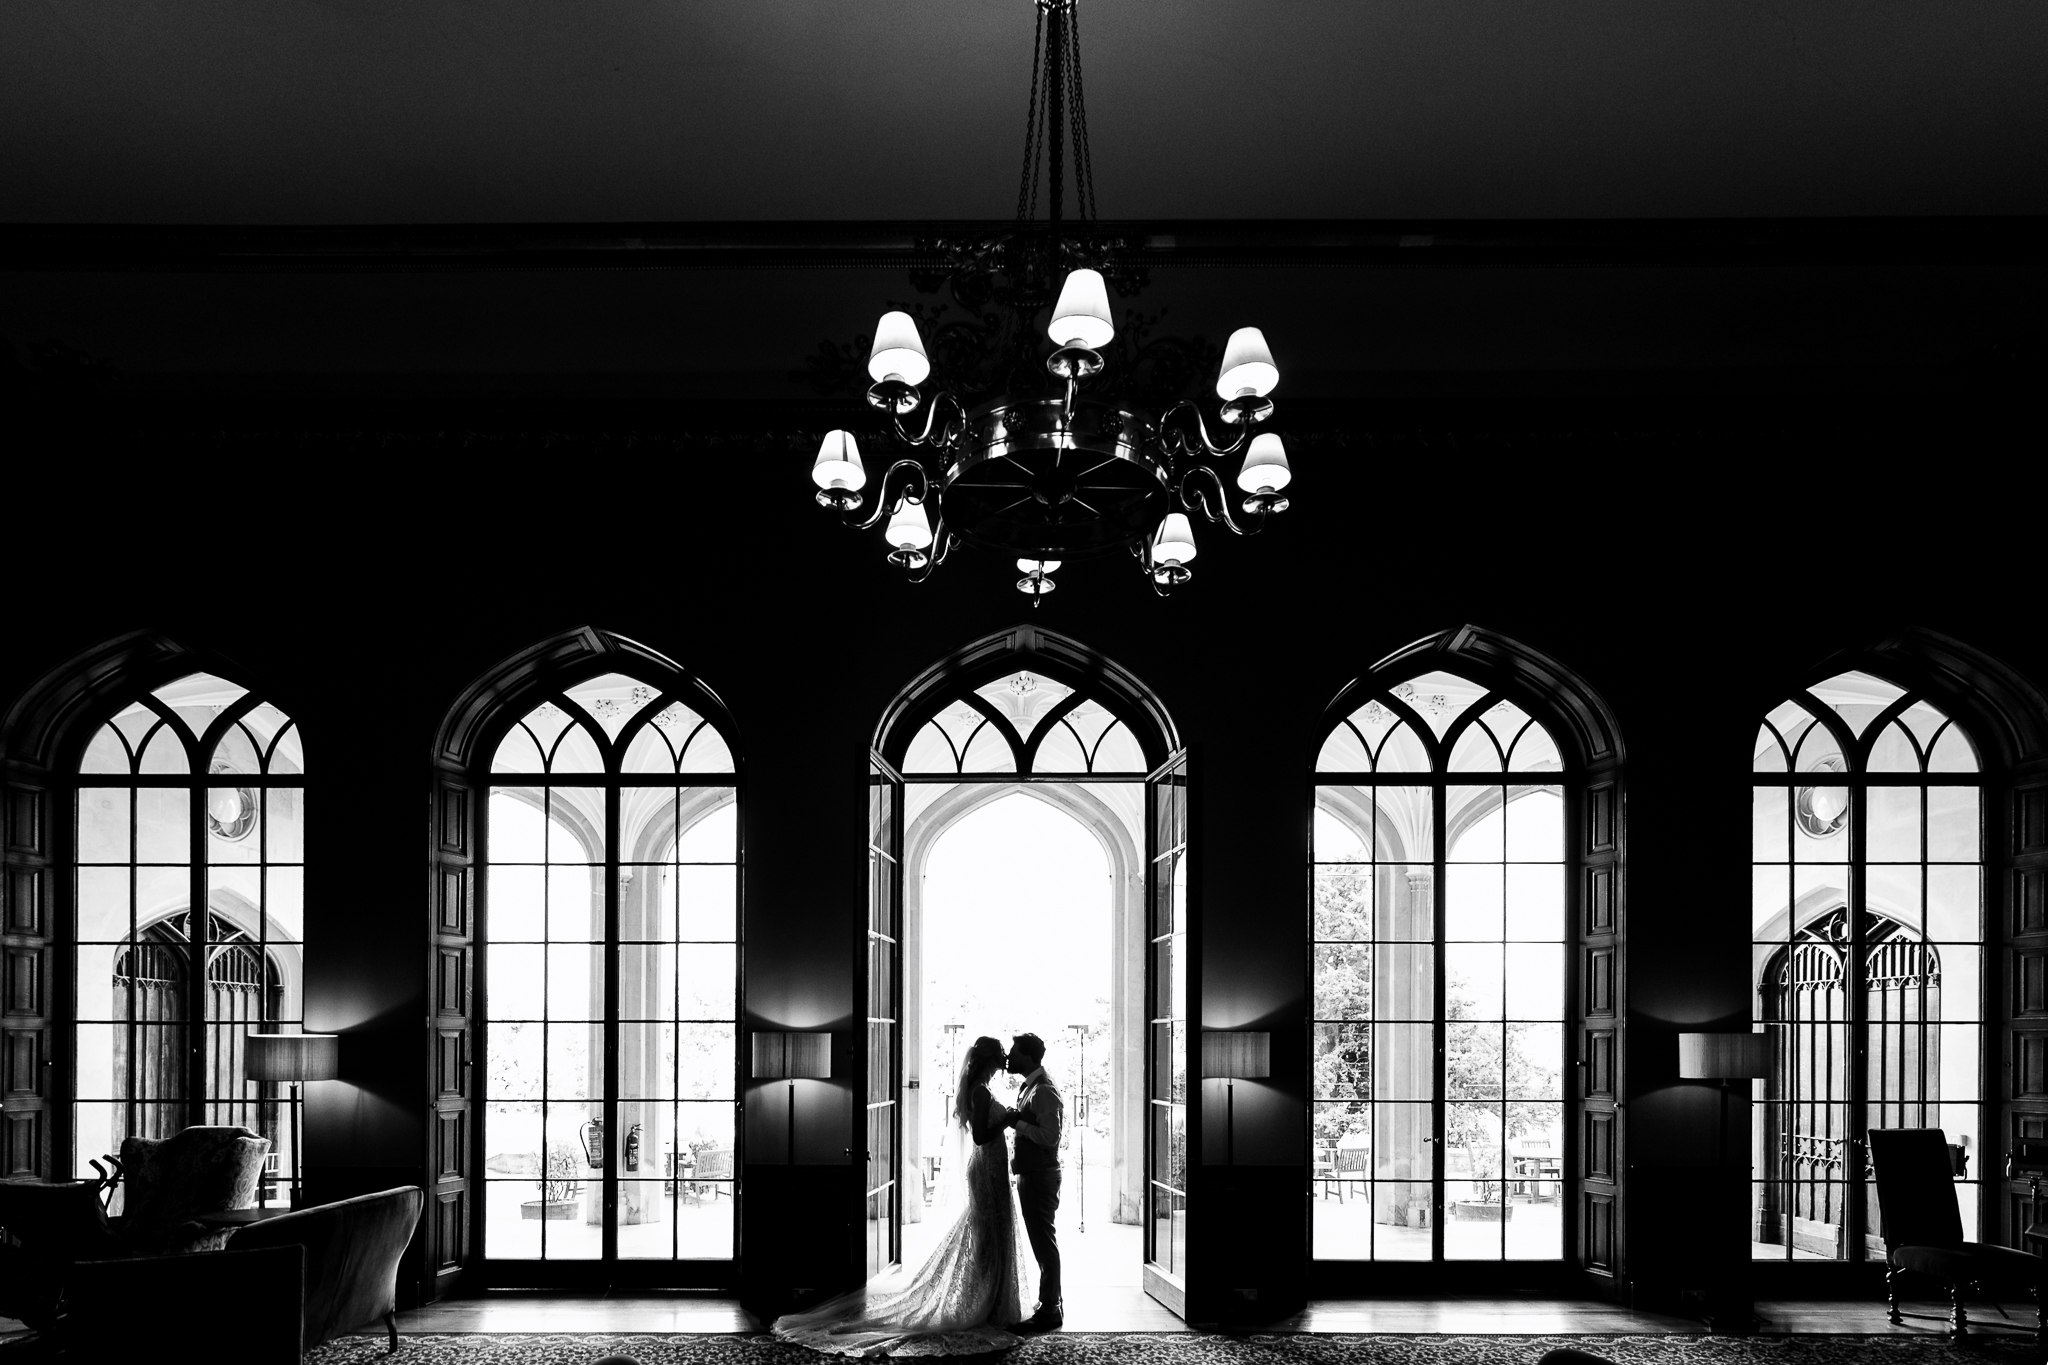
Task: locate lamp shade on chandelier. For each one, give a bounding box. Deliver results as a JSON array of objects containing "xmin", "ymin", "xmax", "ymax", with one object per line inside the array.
[{"xmin": 808, "ymin": 0, "xmax": 1298, "ymax": 601}]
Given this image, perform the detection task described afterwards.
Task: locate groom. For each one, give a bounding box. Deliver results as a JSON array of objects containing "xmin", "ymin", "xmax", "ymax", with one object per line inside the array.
[{"xmin": 1003, "ymin": 1032, "xmax": 1064, "ymax": 1332}]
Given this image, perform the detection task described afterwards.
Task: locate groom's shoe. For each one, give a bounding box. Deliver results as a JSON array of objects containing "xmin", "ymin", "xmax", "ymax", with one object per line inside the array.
[{"xmin": 1021, "ymin": 1307, "xmax": 1063, "ymax": 1333}]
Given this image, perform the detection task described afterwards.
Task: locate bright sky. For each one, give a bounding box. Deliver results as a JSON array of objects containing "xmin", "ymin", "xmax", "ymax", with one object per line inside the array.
[{"xmin": 921, "ymin": 790, "xmax": 1111, "ymax": 1077}]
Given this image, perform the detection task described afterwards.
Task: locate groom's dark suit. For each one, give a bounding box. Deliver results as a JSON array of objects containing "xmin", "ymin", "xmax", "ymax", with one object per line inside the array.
[{"xmin": 1009, "ymin": 1066, "xmax": 1064, "ymax": 1321}]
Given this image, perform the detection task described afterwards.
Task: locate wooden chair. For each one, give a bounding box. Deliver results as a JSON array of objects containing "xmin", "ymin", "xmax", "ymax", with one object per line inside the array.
[{"xmin": 1867, "ymin": 1126, "xmax": 2048, "ymax": 1347}]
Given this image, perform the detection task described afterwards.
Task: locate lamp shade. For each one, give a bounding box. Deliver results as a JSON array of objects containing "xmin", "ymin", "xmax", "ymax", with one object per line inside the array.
[
  {"xmin": 1016, "ymin": 558, "xmax": 1062, "ymax": 574},
  {"xmin": 244, "ymin": 1032, "xmax": 340, "ymax": 1083},
  {"xmin": 1677, "ymin": 1031, "xmax": 1771, "ymax": 1080},
  {"xmin": 867, "ymin": 310, "xmax": 931, "ymax": 386},
  {"xmin": 1216, "ymin": 327, "xmax": 1279, "ymax": 399},
  {"xmin": 885, "ymin": 498, "xmax": 934, "ymax": 551},
  {"xmin": 1049, "ymin": 268, "xmax": 1115, "ymax": 350},
  {"xmin": 812, "ymin": 430, "xmax": 867, "ymax": 492},
  {"xmin": 1236, "ymin": 432, "xmax": 1292, "ymax": 494},
  {"xmin": 752, "ymin": 1031, "xmax": 832, "ymax": 1080},
  {"xmin": 1151, "ymin": 513, "xmax": 1197, "ymax": 566},
  {"xmin": 1202, "ymin": 1030, "xmax": 1271, "ymax": 1080}
]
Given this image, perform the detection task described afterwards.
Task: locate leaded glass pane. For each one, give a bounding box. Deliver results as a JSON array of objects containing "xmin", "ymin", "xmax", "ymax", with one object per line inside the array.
[
  {"xmin": 79, "ymin": 724, "xmax": 131, "ymax": 774},
  {"xmin": 1375, "ymin": 722, "xmax": 1431, "ymax": 774},
  {"xmin": 679, "ymin": 723, "xmax": 735, "ymax": 775},
  {"xmin": 1753, "ymin": 722, "xmax": 1790, "ymax": 773},
  {"xmin": 1033, "ymin": 722, "xmax": 1089, "ymax": 772},
  {"xmin": 1316, "ymin": 722, "xmax": 1372, "ymax": 773},
  {"xmin": 902, "ymin": 720, "xmax": 958, "ymax": 774},
  {"xmin": 546, "ymin": 721, "xmax": 605, "ymax": 774},
  {"xmin": 1929, "ymin": 723, "xmax": 1979, "ymax": 773},
  {"xmin": 959, "ymin": 720, "xmax": 1015, "ymax": 773},
  {"xmin": 1810, "ymin": 671, "xmax": 1906, "ymax": 737},
  {"xmin": 138, "ymin": 721, "xmax": 190, "ymax": 774},
  {"xmin": 493, "ymin": 723, "xmax": 547, "ymax": 773},
  {"xmin": 1089, "ymin": 720, "xmax": 1147, "ymax": 773},
  {"xmin": 1447, "ymin": 723, "xmax": 1503, "ymax": 773},
  {"xmin": 1867, "ymin": 720, "xmax": 1921, "ymax": 773},
  {"xmin": 1507, "ymin": 720, "xmax": 1562, "ymax": 773},
  {"xmin": 622, "ymin": 724, "xmax": 678, "ymax": 774},
  {"xmin": 566, "ymin": 673, "xmax": 658, "ymax": 741},
  {"xmin": 1394, "ymin": 672, "xmax": 1489, "ymax": 739}
]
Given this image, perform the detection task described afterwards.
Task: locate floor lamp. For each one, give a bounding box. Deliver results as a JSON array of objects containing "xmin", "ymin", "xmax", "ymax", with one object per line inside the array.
[
  {"xmin": 1202, "ymin": 1031, "xmax": 1271, "ymax": 1168},
  {"xmin": 245, "ymin": 1032, "xmax": 340, "ymax": 1209},
  {"xmin": 752, "ymin": 1031, "xmax": 832, "ymax": 1164},
  {"xmin": 1678, "ymin": 1030, "xmax": 1771, "ymax": 1332}
]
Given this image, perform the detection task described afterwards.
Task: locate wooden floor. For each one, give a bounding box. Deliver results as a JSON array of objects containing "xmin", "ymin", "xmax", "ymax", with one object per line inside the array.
[{"xmin": 384, "ymin": 1293, "xmax": 2021, "ymax": 1336}]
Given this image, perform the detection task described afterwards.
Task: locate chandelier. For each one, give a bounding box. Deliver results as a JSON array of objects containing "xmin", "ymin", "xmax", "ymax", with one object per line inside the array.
[{"xmin": 808, "ymin": 0, "xmax": 1294, "ymax": 602}]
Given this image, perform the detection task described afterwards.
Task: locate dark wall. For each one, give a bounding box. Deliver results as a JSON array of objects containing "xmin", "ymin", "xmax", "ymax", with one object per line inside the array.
[{"xmin": 4, "ymin": 419, "xmax": 2034, "ymax": 1318}]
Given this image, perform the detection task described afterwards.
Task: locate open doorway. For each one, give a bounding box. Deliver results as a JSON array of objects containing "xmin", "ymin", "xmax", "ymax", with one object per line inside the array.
[
  {"xmin": 900, "ymin": 786, "xmax": 1143, "ymax": 1290},
  {"xmin": 870, "ymin": 629, "xmax": 1184, "ymax": 1318}
]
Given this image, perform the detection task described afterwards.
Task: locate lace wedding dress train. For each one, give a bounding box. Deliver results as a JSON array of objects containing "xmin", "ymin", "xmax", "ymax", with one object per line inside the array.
[{"xmin": 774, "ymin": 1088, "xmax": 1038, "ymax": 1357}]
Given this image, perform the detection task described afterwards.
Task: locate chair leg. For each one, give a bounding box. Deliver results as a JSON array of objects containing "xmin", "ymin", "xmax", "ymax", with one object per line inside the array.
[
  {"xmin": 1887, "ymin": 1266, "xmax": 1904, "ymax": 1326},
  {"xmin": 386, "ymin": 1309, "xmax": 399, "ymax": 1353}
]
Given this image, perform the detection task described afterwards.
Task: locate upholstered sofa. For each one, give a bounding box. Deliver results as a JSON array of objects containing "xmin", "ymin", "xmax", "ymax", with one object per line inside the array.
[{"xmin": 227, "ymin": 1185, "xmax": 426, "ymax": 1354}]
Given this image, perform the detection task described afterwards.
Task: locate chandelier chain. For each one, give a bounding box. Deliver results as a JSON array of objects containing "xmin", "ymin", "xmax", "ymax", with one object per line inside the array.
[
  {"xmin": 1015, "ymin": 4, "xmax": 1048, "ymax": 225},
  {"xmin": 1064, "ymin": 3, "xmax": 1097, "ymax": 222}
]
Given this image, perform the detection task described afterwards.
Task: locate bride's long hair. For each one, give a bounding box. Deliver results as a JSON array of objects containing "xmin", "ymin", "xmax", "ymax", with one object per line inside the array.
[{"xmin": 953, "ymin": 1035, "xmax": 1007, "ymax": 1129}]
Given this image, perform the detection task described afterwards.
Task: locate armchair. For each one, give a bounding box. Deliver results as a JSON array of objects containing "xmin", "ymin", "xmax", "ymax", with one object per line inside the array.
[
  {"xmin": 0, "ymin": 1179, "xmax": 131, "ymax": 1331},
  {"xmin": 117, "ymin": 1124, "xmax": 270, "ymax": 1230},
  {"xmin": 1867, "ymin": 1126, "xmax": 2047, "ymax": 1347}
]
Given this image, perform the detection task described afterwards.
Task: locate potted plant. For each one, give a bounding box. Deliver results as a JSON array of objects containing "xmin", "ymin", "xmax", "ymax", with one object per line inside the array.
[{"xmin": 520, "ymin": 1142, "xmax": 585, "ymax": 1220}]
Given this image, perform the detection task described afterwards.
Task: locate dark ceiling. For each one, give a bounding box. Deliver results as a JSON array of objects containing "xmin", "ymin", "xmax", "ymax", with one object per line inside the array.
[
  {"xmin": 5, "ymin": 1, "xmax": 2045, "ymax": 223},
  {"xmin": 3, "ymin": 3, "xmax": 2044, "ymax": 407}
]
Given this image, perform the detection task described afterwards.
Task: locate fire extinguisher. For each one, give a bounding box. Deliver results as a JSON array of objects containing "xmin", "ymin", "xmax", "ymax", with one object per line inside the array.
[
  {"xmin": 626, "ymin": 1122, "xmax": 642, "ymax": 1171},
  {"xmin": 578, "ymin": 1118, "xmax": 605, "ymax": 1170}
]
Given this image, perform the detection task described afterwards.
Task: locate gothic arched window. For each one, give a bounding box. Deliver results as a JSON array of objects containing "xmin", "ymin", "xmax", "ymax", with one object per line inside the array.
[
  {"xmin": 1313, "ymin": 665, "xmax": 1587, "ymax": 1267},
  {"xmin": 72, "ymin": 672, "xmax": 305, "ymax": 1201},
  {"xmin": 478, "ymin": 668, "xmax": 740, "ymax": 1273},
  {"xmin": 1751, "ymin": 671, "xmax": 1982, "ymax": 1262}
]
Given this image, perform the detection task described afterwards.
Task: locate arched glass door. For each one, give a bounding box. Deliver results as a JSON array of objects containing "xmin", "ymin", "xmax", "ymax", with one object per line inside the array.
[
  {"xmin": 1750, "ymin": 671, "xmax": 1982, "ymax": 1262},
  {"xmin": 478, "ymin": 671, "xmax": 740, "ymax": 1282},
  {"xmin": 872, "ymin": 633, "xmax": 1179, "ymax": 1315},
  {"xmin": 1311, "ymin": 670, "xmax": 1572, "ymax": 1265}
]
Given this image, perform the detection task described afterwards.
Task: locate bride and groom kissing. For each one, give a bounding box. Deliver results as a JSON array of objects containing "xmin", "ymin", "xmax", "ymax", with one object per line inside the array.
[{"xmin": 774, "ymin": 1032, "xmax": 1067, "ymax": 1356}]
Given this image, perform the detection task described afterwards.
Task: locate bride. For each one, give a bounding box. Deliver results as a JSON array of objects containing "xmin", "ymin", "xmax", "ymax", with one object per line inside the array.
[{"xmin": 773, "ymin": 1035, "xmax": 1038, "ymax": 1357}]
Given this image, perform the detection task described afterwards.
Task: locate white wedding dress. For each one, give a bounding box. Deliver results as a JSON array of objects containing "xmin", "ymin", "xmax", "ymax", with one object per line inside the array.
[{"xmin": 773, "ymin": 1085, "xmax": 1039, "ymax": 1357}]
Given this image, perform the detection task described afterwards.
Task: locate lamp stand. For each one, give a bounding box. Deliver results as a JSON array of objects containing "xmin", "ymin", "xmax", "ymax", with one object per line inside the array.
[
  {"xmin": 1225, "ymin": 1077, "xmax": 1235, "ymax": 1169},
  {"xmin": 787, "ymin": 1078, "xmax": 798, "ymax": 1167},
  {"xmin": 288, "ymin": 1080, "xmax": 303, "ymax": 1210},
  {"xmin": 1704, "ymin": 1079, "xmax": 1758, "ymax": 1335}
]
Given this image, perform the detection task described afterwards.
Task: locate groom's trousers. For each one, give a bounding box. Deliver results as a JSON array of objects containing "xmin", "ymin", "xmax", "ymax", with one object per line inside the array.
[{"xmin": 1016, "ymin": 1167, "xmax": 1063, "ymax": 1312}]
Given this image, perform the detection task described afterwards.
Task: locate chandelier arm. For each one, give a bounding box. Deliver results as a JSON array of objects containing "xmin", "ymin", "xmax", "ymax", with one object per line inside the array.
[
  {"xmin": 1177, "ymin": 464, "xmax": 1269, "ymax": 538},
  {"xmin": 903, "ymin": 526, "xmax": 955, "ymax": 584},
  {"xmin": 840, "ymin": 459, "xmax": 933, "ymax": 532},
  {"xmin": 890, "ymin": 390, "xmax": 969, "ymax": 450},
  {"xmin": 1157, "ymin": 399, "xmax": 1252, "ymax": 464}
]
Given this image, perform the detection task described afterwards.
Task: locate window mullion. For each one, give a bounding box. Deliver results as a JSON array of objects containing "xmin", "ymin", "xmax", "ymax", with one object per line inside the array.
[{"xmin": 1432, "ymin": 777, "xmax": 1447, "ymax": 1260}]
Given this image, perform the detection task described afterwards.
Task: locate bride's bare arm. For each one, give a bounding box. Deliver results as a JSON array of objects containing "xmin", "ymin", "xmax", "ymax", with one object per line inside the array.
[{"xmin": 967, "ymin": 1086, "xmax": 1002, "ymax": 1145}]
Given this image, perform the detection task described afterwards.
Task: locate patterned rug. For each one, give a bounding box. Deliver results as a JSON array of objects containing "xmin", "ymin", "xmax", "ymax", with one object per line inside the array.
[{"xmin": 302, "ymin": 1331, "xmax": 2046, "ymax": 1365}]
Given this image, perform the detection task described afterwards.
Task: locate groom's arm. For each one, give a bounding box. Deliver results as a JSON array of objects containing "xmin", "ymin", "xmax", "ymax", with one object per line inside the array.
[{"xmin": 1014, "ymin": 1086, "xmax": 1063, "ymax": 1150}]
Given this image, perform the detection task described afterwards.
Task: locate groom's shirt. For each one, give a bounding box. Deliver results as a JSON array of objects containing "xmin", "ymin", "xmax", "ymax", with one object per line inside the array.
[{"xmin": 1011, "ymin": 1066, "xmax": 1064, "ymax": 1172}]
